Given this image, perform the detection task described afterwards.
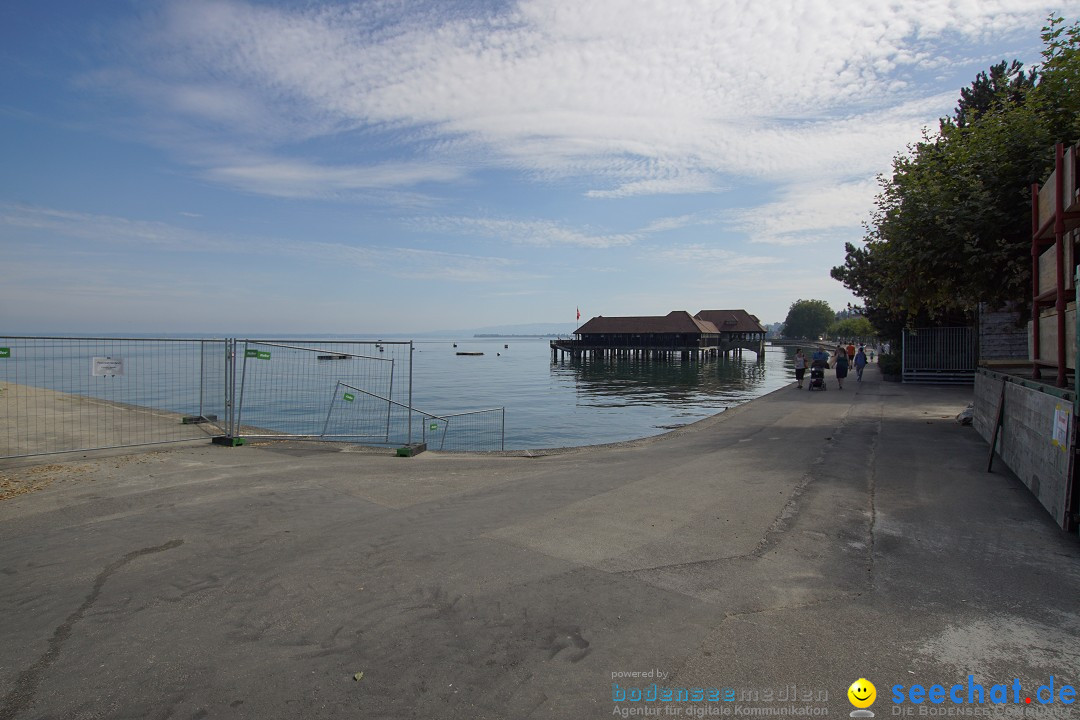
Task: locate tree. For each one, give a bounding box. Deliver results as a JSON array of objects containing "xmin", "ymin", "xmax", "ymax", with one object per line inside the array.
[
  {"xmin": 1033, "ymin": 13, "xmax": 1080, "ymax": 144},
  {"xmin": 832, "ymin": 14, "xmax": 1080, "ymax": 330},
  {"xmin": 830, "ymin": 316, "xmax": 876, "ymax": 342},
  {"xmin": 953, "ymin": 60, "xmax": 1037, "ymax": 128},
  {"xmin": 782, "ymin": 299, "xmax": 834, "ymax": 339}
]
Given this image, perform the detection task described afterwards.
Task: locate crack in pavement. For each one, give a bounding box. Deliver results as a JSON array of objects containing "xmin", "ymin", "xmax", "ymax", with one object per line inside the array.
[
  {"xmin": 615, "ymin": 403, "xmax": 864, "ymax": 578},
  {"xmin": 867, "ymin": 404, "xmax": 881, "ymax": 591},
  {"xmin": 0, "ymin": 539, "xmax": 184, "ymax": 720}
]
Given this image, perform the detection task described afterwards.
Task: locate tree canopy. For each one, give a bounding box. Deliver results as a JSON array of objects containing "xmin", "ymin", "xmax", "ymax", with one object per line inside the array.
[
  {"xmin": 831, "ymin": 316, "xmax": 876, "ymax": 342},
  {"xmin": 782, "ymin": 299, "xmax": 834, "ymax": 339},
  {"xmin": 953, "ymin": 60, "xmax": 1037, "ymax": 128},
  {"xmin": 831, "ymin": 14, "xmax": 1080, "ymax": 337}
]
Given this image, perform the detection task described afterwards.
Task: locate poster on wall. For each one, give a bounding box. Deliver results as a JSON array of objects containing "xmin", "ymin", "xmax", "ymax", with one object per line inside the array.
[{"xmin": 1051, "ymin": 403, "xmax": 1071, "ymax": 450}]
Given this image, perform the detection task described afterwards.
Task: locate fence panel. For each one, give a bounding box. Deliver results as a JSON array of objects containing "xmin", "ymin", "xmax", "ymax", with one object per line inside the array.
[
  {"xmin": 901, "ymin": 327, "xmax": 977, "ymax": 384},
  {"xmin": 233, "ymin": 340, "xmax": 410, "ymax": 442},
  {"xmin": 3, "ymin": 337, "xmax": 505, "ymax": 457},
  {"xmin": 443, "ymin": 409, "xmax": 505, "ymax": 452},
  {"xmin": 416, "ymin": 408, "xmax": 505, "ymax": 452},
  {"xmin": 0, "ymin": 337, "xmax": 228, "ymax": 458}
]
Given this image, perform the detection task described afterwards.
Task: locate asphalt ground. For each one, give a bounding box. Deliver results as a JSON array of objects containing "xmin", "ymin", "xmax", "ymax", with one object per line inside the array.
[{"xmin": 1, "ymin": 364, "xmax": 1079, "ymax": 720}]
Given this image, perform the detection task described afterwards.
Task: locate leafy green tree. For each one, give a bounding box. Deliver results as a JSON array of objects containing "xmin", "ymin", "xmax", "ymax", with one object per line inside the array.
[
  {"xmin": 1033, "ymin": 13, "xmax": 1080, "ymax": 144},
  {"xmin": 832, "ymin": 14, "xmax": 1080, "ymax": 330},
  {"xmin": 782, "ymin": 299, "xmax": 834, "ymax": 339},
  {"xmin": 953, "ymin": 60, "xmax": 1037, "ymax": 128},
  {"xmin": 830, "ymin": 317, "xmax": 876, "ymax": 342}
]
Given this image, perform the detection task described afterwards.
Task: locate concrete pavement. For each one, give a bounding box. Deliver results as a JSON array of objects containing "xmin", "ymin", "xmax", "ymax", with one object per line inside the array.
[{"xmin": 1, "ymin": 365, "xmax": 1079, "ymax": 719}]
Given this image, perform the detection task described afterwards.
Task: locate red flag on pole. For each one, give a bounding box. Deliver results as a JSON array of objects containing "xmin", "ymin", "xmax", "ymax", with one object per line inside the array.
[{"xmin": 576, "ymin": 307, "xmax": 580, "ymax": 321}]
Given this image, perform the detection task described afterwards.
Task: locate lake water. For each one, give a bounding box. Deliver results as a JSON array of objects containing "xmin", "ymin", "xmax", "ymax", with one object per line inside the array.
[
  {"xmin": 411, "ymin": 338, "xmax": 797, "ymax": 449},
  {"xmin": 1, "ymin": 335, "xmax": 799, "ymax": 452}
]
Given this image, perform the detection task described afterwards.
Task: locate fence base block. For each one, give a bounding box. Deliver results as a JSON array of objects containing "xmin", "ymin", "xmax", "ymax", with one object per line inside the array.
[
  {"xmin": 212, "ymin": 436, "xmax": 247, "ymax": 447},
  {"xmin": 396, "ymin": 443, "xmax": 427, "ymax": 457}
]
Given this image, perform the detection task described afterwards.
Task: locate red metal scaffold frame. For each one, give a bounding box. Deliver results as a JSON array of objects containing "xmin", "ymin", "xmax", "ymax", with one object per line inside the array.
[{"xmin": 1031, "ymin": 143, "xmax": 1080, "ymax": 387}]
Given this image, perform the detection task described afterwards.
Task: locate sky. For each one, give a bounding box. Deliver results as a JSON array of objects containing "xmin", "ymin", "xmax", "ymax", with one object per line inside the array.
[{"xmin": 2, "ymin": 0, "xmax": 1078, "ymax": 335}]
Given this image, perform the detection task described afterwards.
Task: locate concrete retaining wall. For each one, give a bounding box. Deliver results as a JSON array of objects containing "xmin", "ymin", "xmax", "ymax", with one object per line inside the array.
[{"xmin": 974, "ymin": 370, "xmax": 1074, "ymax": 528}]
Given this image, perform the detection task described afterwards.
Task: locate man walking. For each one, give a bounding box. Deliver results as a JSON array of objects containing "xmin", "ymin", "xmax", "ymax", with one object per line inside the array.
[{"xmin": 854, "ymin": 346, "xmax": 868, "ymax": 382}]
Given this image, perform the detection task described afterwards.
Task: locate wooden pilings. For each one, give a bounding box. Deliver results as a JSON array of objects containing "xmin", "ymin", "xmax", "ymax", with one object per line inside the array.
[{"xmin": 549, "ymin": 340, "xmax": 766, "ymax": 363}]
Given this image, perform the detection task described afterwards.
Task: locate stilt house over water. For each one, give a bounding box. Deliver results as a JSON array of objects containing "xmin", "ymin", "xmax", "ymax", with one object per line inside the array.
[
  {"xmin": 694, "ymin": 309, "xmax": 768, "ymax": 349},
  {"xmin": 550, "ymin": 309, "xmax": 766, "ymax": 361}
]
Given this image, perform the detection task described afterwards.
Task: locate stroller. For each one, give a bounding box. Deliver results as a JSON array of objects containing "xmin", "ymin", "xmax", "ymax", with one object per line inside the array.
[{"xmin": 808, "ymin": 361, "xmax": 827, "ymax": 390}]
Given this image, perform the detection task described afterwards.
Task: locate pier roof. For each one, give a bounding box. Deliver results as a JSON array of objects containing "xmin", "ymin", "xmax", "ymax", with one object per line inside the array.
[
  {"xmin": 694, "ymin": 309, "xmax": 766, "ymax": 334},
  {"xmin": 575, "ymin": 310, "xmax": 718, "ymax": 336}
]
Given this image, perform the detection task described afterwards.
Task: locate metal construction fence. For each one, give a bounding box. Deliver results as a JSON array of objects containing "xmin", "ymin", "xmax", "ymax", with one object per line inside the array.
[
  {"xmin": 231, "ymin": 339, "xmax": 410, "ymax": 442},
  {"xmin": 0, "ymin": 337, "xmax": 228, "ymax": 458},
  {"xmin": 901, "ymin": 327, "xmax": 977, "ymax": 384},
  {"xmin": 0, "ymin": 336, "xmax": 504, "ymax": 458},
  {"xmin": 331, "ymin": 382, "xmax": 506, "ymax": 452},
  {"xmin": 412, "ymin": 407, "xmax": 507, "ymax": 452}
]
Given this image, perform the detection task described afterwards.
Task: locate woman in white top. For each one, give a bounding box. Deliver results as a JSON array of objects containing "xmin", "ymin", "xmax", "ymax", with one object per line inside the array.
[{"xmin": 793, "ymin": 349, "xmax": 807, "ymax": 389}]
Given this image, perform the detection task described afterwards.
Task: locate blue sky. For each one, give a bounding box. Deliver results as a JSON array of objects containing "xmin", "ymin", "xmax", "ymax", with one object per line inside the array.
[{"xmin": 2, "ymin": 0, "xmax": 1077, "ymax": 334}]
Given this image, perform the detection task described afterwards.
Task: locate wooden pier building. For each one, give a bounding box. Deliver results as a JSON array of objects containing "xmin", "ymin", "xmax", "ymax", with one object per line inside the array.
[
  {"xmin": 550, "ymin": 309, "xmax": 766, "ymax": 361},
  {"xmin": 694, "ymin": 309, "xmax": 768, "ymax": 355}
]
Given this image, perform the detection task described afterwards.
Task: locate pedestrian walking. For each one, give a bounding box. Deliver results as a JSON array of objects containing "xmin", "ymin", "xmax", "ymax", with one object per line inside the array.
[
  {"xmin": 794, "ymin": 349, "xmax": 807, "ymax": 389},
  {"xmin": 854, "ymin": 346, "xmax": 868, "ymax": 382},
  {"xmin": 833, "ymin": 346, "xmax": 849, "ymax": 389},
  {"xmin": 809, "ymin": 347, "xmax": 829, "ymax": 390}
]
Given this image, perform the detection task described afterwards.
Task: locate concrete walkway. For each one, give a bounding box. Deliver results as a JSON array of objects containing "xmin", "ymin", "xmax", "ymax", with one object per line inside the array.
[{"xmin": 1, "ymin": 365, "xmax": 1078, "ymax": 719}]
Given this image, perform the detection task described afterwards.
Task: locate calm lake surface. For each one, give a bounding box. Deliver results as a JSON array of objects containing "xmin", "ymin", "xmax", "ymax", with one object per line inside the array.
[
  {"xmin": 411, "ymin": 338, "xmax": 797, "ymax": 449},
  {"xmin": 1, "ymin": 334, "xmax": 798, "ymax": 451}
]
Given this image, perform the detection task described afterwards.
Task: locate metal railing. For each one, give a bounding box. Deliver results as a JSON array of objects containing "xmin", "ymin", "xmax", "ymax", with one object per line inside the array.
[{"xmin": 901, "ymin": 327, "xmax": 977, "ymax": 384}]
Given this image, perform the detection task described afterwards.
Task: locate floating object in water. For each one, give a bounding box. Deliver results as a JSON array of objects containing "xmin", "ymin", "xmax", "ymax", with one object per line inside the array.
[
  {"xmin": 317, "ymin": 354, "xmax": 349, "ymax": 360},
  {"xmin": 456, "ymin": 351, "xmax": 483, "ymax": 356},
  {"xmin": 504, "ymin": 344, "xmax": 508, "ymax": 349}
]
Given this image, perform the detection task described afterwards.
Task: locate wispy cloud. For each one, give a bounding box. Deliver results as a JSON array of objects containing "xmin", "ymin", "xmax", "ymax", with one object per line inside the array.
[
  {"xmin": 91, "ymin": 0, "xmax": 1062, "ymax": 199},
  {"xmin": 422, "ymin": 216, "xmax": 636, "ymax": 248},
  {"xmin": 648, "ymin": 243, "xmax": 782, "ymax": 269},
  {"xmin": 586, "ymin": 174, "xmax": 729, "ymax": 199},
  {"xmin": 1, "ymin": 204, "xmax": 209, "ymax": 249},
  {"xmin": 204, "ymin": 157, "xmax": 468, "ymax": 198},
  {"xmin": 8, "ymin": 0, "xmax": 1069, "ymax": 330},
  {"xmin": 732, "ymin": 178, "xmax": 881, "ymax": 246},
  {"xmin": 0, "ymin": 204, "xmax": 523, "ymax": 282},
  {"xmin": 639, "ymin": 213, "xmax": 719, "ymax": 234}
]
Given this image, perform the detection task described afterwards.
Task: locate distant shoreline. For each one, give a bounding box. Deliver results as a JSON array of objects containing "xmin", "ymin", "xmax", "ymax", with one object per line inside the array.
[{"xmin": 472, "ymin": 334, "xmax": 563, "ymax": 338}]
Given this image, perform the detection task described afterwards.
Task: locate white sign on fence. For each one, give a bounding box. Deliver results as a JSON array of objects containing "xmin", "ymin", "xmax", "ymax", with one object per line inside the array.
[{"xmin": 92, "ymin": 356, "xmax": 124, "ymax": 377}]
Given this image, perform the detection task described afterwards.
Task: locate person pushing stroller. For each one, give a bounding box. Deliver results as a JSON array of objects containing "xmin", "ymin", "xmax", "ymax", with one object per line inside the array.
[{"xmin": 808, "ymin": 348, "xmax": 829, "ymax": 390}]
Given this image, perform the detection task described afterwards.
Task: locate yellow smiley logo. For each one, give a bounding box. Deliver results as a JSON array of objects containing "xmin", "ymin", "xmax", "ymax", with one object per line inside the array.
[{"xmin": 848, "ymin": 678, "xmax": 876, "ymax": 709}]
